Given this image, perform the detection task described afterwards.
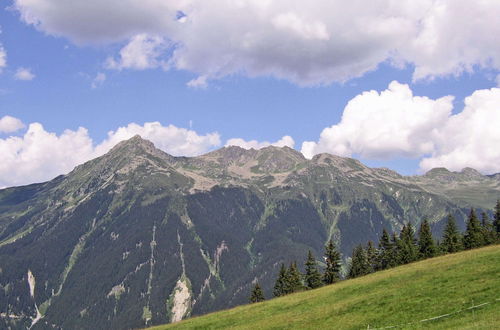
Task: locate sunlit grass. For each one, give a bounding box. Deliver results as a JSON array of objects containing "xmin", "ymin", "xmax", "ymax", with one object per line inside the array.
[{"xmin": 150, "ymin": 245, "xmax": 500, "ymax": 329}]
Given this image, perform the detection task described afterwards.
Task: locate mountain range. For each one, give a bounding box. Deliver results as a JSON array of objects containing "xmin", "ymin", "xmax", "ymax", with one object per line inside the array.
[{"xmin": 1, "ymin": 135, "xmax": 499, "ymax": 329}]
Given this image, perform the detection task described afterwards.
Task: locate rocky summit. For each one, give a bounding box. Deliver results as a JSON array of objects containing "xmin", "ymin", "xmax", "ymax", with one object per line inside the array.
[{"xmin": 1, "ymin": 136, "xmax": 499, "ymax": 329}]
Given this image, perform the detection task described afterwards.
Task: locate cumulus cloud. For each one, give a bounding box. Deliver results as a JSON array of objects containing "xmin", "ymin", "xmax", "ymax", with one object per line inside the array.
[
  {"xmin": 0, "ymin": 121, "xmax": 220, "ymax": 188},
  {"xmin": 96, "ymin": 121, "xmax": 221, "ymax": 157},
  {"xmin": 13, "ymin": 0, "xmax": 500, "ymax": 85},
  {"xmin": 91, "ymin": 72, "xmax": 106, "ymax": 88},
  {"xmin": 226, "ymin": 135, "xmax": 294, "ymax": 150},
  {"xmin": 0, "ymin": 115, "xmax": 25, "ymax": 133},
  {"xmin": 14, "ymin": 67, "xmax": 35, "ymax": 80},
  {"xmin": 419, "ymin": 88, "xmax": 500, "ymax": 174},
  {"xmin": 302, "ymin": 83, "xmax": 500, "ymax": 174},
  {"xmin": 301, "ymin": 81, "xmax": 453, "ymax": 159},
  {"xmin": 0, "ymin": 124, "xmax": 95, "ymax": 187},
  {"xmin": 400, "ymin": 1, "xmax": 500, "ymax": 81},
  {"xmin": 105, "ymin": 34, "xmax": 169, "ymax": 70}
]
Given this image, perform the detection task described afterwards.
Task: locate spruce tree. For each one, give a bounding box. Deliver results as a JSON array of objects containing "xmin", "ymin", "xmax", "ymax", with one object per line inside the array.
[
  {"xmin": 323, "ymin": 239, "xmax": 342, "ymax": 285},
  {"xmin": 398, "ymin": 224, "xmax": 418, "ymax": 264},
  {"xmin": 304, "ymin": 251, "xmax": 323, "ymax": 289},
  {"xmin": 273, "ymin": 263, "xmax": 289, "ymax": 297},
  {"xmin": 441, "ymin": 214, "xmax": 462, "ymax": 253},
  {"xmin": 389, "ymin": 232, "xmax": 401, "ymax": 267},
  {"xmin": 348, "ymin": 245, "xmax": 370, "ymax": 279},
  {"xmin": 249, "ymin": 282, "xmax": 265, "ymax": 303},
  {"xmin": 480, "ymin": 212, "xmax": 496, "ymax": 245},
  {"xmin": 376, "ymin": 229, "xmax": 392, "ymax": 270},
  {"xmin": 287, "ymin": 262, "xmax": 304, "ymax": 293},
  {"xmin": 494, "ymin": 200, "xmax": 500, "ymax": 235},
  {"xmin": 418, "ymin": 219, "xmax": 436, "ymax": 259},
  {"xmin": 365, "ymin": 241, "xmax": 377, "ymax": 273},
  {"xmin": 463, "ymin": 209, "xmax": 485, "ymax": 249}
]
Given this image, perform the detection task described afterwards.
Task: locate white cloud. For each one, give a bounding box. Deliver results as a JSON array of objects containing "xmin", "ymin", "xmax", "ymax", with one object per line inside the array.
[
  {"xmin": 301, "ymin": 81, "xmax": 453, "ymax": 159},
  {"xmin": 419, "ymin": 88, "xmax": 500, "ymax": 174},
  {"xmin": 0, "ymin": 124, "xmax": 95, "ymax": 187},
  {"xmin": 400, "ymin": 1, "xmax": 500, "ymax": 81},
  {"xmin": 0, "ymin": 115, "xmax": 25, "ymax": 133},
  {"xmin": 14, "ymin": 67, "xmax": 36, "ymax": 80},
  {"xmin": 302, "ymin": 83, "xmax": 500, "ymax": 174},
  {"xmin": 226, "ymin": 135, "xmax": 294, "ymax": 150},
  {"xmin": 105, "ymin": 34, "xmax": 168, "ymax": 70},
  {"xmin": 0, "ymin": 44, "xmax": 6, "ymax": 73},
  {"xmin": 0, "ymin": 121, "xmax": 220, "ymax": 188},
  {"xmin": 13, "ymin": 1, "xmax": 500, "ymax": 85},
  {"xmin": 186, "ymin": 75, "xmax": 208, "ymax": 89},
  {"xmin": 96, "ymin": 121, "xmax": 221, "ymax": 157},
  {"xmin": 91, "ymin": 72, "xmax": 106, "ymax": 88}
]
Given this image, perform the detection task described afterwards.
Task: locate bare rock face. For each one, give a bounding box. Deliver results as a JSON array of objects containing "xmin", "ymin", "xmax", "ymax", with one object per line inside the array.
[{"xmin": 0, "ymin": 136, "xmax": 498, "ymax": 329}]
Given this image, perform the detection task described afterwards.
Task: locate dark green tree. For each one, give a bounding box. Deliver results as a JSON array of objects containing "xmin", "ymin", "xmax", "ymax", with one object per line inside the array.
[
  {"xmin": 376, "ymin": 229, "xmax": 392, "ymax": 270},
  {"xmin": 398, "ymin": 224, "xmax": 418, "ymax": 264},
  {"xmin": 418, "ymin": 219, "xmax": 436, "ymax": 259},
  {"xmin": 463, "ymin": 209, "xmax": 485, "ymax": 249},
  {"xmin": 273, "ymin": 263, "xmax": 290, "ymax": 297},
  {"xmin": 441, "ymin": 214, "xmax": 462, "ymax": 253},
  {"xmin": 287, "ymin": 262, "xmax": 304, "ymax": 293},
  {"xmin": 494, "ymin": 200, "xmax": 500, "ymax": 235},
  {"xmin": 389, "ymin": 232, "xmax": 401, "ymax": 267},
  {"xmin": 249, "ymin": 282, "xmax": 265, "ymax": 303},
  {"xmin": 348, "ymin": 245, "xmax": 370, "ymax": 279},
  {"xmin": 480, "ymin": 212, "xmax": 496, "ymax": 245},
  {"xmin": 365, "ymin": 241, "xmax": 377, "ymax": 273},
  {"xmin": 323, "ymin": 239, "xmax": 342, "ymax": 285},
  {"xmin": 304, "ymin": 250, "xmax": 323, "ymax": 289}
]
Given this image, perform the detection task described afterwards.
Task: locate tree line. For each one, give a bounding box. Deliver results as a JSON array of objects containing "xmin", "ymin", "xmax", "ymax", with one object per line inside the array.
[{"xmin": 250, "ymin": 201, "xmax": 500, "ymax": 303}]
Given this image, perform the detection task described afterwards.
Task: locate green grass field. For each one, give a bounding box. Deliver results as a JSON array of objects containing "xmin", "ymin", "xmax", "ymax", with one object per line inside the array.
[{"xmin": 152, "ymin": 245, "xmax": 500, "ymax": 329}]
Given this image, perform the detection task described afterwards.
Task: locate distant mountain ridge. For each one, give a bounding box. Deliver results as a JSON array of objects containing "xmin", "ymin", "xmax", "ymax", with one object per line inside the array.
[{"xmin": 0, "ymin": 135, "xmax": 499, "ymax": 329}]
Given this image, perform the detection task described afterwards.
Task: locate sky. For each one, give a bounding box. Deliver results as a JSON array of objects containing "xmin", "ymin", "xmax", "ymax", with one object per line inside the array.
[{"xmin": 0, "ymin": 0, "xmax": 500, "ymax": 188}]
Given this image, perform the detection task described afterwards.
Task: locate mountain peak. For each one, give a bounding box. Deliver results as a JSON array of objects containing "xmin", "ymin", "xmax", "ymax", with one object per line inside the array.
[
  {"xmin": 424, "ymin": 167, "xmax": 451, "ymax": 177},
  {"xmin": 460, "ymin": 167, "xmax": 483, "ymax": 178},
  {"xmin": 109, "ymin": 134, "xmax": 156, "ymax": 153}
]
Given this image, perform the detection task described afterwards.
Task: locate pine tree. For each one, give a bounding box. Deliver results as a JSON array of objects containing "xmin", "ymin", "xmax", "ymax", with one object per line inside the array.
[
  {"xmin": 323, "ymin": 239, "xmax": 342, "ymax": 285},
  {"xmin": 398, "ymin": 224, "xmax": 418, "ymax": 264},
  {"xmin": 441, "ymin": 214, "xmax": 462, "ymax": 253},
  {"xmin": 304, "ymin": 251, "xmax": 323, "ymax": 289},
  {"xmin": 287, "ymin": 262, "xmax": 304, "ymax": 293},
  {"xmin": 273, "ymin": 263, "xmax": 289, "ymax": 297},
  {"xmin": 365, "ymin": 241, "xmax": 377, "ymax": 273},
  {"xmin": 463, "ymin": 209, "xmax": 485, "ymax": 249},
  {"xmin": 376, "ymin": 229, "xmax": 393, "ymax": 270},
  {"xmin": 418, "ymin": 219, "xmax": 436, "ymax": 259},
  {"xmin": 389, "ymin": 232, "xmax": 401, "ymax": 267},
  {"xmin": 494, "ymin": 200, "xmax": 500, "ymax": 235},
  {"xmin": 249, "ymin": 282, "xmax": 265, "ymax": 303},
  {"xmin": 480, "ymin": 212, "xmax": 496, "ymax": 245},
  {"xmin": 348, "ymin": 245, "xmax": 370, "ymax": 279}
]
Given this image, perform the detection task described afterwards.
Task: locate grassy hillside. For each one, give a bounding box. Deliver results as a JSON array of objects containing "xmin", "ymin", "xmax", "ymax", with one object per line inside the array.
[{"xmin": 151, "ymin": 245, "xmax": 500, "ymax": 329}]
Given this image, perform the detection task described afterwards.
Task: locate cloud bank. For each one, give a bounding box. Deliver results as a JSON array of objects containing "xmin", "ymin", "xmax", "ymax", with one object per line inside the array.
[
  {"xmin": 419, "ymin": 88, "xmax": 500, "ymax": 174},
  {"xmin": 302, "ymin": 82, "xmax": 500, "ymax": 174},
  {"xmin": 0, "ymin": 120, "xmax": 221, "ymax": 188},
  {"xmin": 13, "ymin": 0, "xmax": 500, "ymax": 85},
  {"xmin": 226, "ymin": 135, "xmax": 295, "ymax": 150}
]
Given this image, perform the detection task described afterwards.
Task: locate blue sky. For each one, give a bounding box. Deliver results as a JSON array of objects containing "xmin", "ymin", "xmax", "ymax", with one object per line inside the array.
[{"xmin": 1, "ymin": 1, "xmax": 500, "ymax": 187}]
